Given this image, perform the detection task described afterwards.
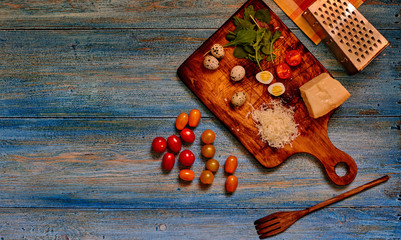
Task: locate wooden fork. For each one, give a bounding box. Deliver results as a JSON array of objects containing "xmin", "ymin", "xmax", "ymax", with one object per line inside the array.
[{"xmin": 254, "ymin": 175, "xmax": 389, "ymax": 239}]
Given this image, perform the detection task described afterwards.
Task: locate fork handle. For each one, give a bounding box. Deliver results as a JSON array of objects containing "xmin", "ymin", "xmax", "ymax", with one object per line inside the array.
[{"xmin": 307, "ymin": 175, "xmax": 389, "ymax": 213}]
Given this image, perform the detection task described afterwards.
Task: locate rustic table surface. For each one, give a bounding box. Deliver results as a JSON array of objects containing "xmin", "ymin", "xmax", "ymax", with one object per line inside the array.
[{"xmin": 0, "ymin": 0, "xmax": 400, "ymax": 239}]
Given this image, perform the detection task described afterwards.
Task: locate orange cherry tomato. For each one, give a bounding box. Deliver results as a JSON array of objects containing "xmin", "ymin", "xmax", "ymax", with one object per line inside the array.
[
  {"xmin": 200, "ymin": 170, "xmax": 214, "ymax": 184},
  {"xmin": 188, "ymin": 109, "xmax": 201, "ymax": 127},
  {"xmin": 201, "ymin": 144, "xmax": 215, "ymax": 158},
  {"xmin": 179, "ymin": 169, "xmax": 195, "ymax": 181},
  {"xmin": 226, "ymin": 175, "xmax": 238, "ymax": 193},
  {"xmin": 175, "ymin": 112, "xmax": 189, "ymax": 130},
  {"xmin": 201, "ymin": 129, "xmax": 216, "ymax": 144},
  {"xmin": 224, "ymin": 155, "xmax": 238, "ymax": 174},
  {"xmin": 206, "ymin": 159, "xmax": 219, "ymax": 172}
]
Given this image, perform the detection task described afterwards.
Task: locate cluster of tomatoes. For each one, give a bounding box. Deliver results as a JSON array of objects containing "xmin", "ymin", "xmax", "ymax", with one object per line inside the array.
[
  {"xmin": 151, "ymin": 109, "xmax": 238, "ymax": 193},
  {"xmin": 275, "ymin": 50, "xmax": 302, "ymax": 80}
]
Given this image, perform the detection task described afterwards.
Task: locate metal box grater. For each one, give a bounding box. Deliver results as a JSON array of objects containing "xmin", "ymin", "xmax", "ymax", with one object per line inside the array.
[{"xmin": 303, "ymin": 0, "xmax": 389, "ymax": 74}]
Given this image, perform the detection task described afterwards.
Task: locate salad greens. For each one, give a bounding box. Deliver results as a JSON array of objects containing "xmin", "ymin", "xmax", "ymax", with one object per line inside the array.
[{"xmin": 224, "ymin": 5, "xmax": 281, "ymax": 70}]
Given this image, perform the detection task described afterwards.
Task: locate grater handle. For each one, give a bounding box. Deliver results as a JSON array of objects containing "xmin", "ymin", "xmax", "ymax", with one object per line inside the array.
[{"xmin": 306, "ymin": 131, "xmax": 358, "ymax": 186}]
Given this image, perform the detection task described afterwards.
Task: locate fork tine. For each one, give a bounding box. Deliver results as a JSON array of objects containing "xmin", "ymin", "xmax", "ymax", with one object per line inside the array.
[
  {"xmin": 254, "ymin": 213, "xmax": 277, "ymax": 225},
  {"xmin": 258, "ymin": 226, "xmax": 284, "ymax": 239},
  {"xmin": 256, "ymin": 219, "xmax": 280, "ymax": 234}
]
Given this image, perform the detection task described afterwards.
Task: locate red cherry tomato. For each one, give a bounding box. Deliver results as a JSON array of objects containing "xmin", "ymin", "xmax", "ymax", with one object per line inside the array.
[
  {"xmin": 285, "ymin": 50, "xmax": 302, "ymax": 66},
  {"xmin": 152, "ymin": 137, "xmax": 167, "ymax": 153},
  {"xmin": 179, "ymin": 169, "xmax": 195, "ymax": 181},
  {"xmin": 162, "ymin": 153, "xmax": 175, "ymax": 171},
  {"xmin": 188, "ymin": 109, "xmax": 201, "ymax": 127},
  {"xmin": 276, "ymin": 63, "xmax": 291, "ymax": 79},
  {"xmin": 180, "ymin": 128, "xmax": 195, "ymax": 143},
  {"xmin": 226, "ymin": 175, "xmax": 238, "ymax": 193},
  {"xmin": 167, "ymin": 135, "xmax": 182, "ymax": 154},
  {"xmin": 179, "ymin": 149, "xmax": 195, "ymax": 167}
]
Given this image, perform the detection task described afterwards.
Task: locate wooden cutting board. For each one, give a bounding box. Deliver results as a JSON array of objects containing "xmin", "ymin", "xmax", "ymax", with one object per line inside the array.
[{"xmin": 177, "ymin": 0, "xmax": 357, "ymax": 186}]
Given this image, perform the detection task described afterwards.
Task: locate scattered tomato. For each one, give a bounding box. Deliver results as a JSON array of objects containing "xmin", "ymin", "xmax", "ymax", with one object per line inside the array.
[
  {"xmin": 206, "ymin": 159, "xmax": 220, "ymax": 172},
  {"xmin": 200, "ymin": 170, "xmax": 214, "ymax": 184},
  {"xmin": 188, "ymin": 109, "xmax": 201, "ymax": 127},
  {"xmin": 167, "ymin": 135, "xmax": 182, "ymax": 154},
  {"xmin": 180, "ymin": 128, "xmax": 195, "ymax": 143},
  {"xmin": 152, "ymin": 137, "xmax": 167, "ymax": 153},
  {"xmin": 226, "ymin": 175, "xmax": 238, "ymax": 193},
  {"xmin": 162, "ymin": 153, "xmax": 175, "ymax": 171},
  {"xmin": 285, "ymin": 50, "xmax": 302, "ymax": 66},
  {"xmin": 179, "ymin": 169, "xmax": 195, "ymax": 181},
  {"xmin": 276, "ymin": 63, "xmax": 291, "ymax": 79},
  {"xmin": 175, "ymin": 112, "xmax": 189, "ymax": 130},
  {"xmin": 225, "ymin": 155, "xmax": 238, "ymax": 174},
  {"xmin": 201, "ymin": 129, "xmax": 216, "ymax": 144},
  {"xmin": 201, "ymin": 144, "xmax": 216, "ymax": 159},
  {"xmin": 179, "ymin": 149, "xmax": 195, "ymax": 167}
]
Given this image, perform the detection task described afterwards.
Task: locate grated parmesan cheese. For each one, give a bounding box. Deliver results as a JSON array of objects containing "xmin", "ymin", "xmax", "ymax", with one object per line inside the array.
[{"xmin": 249, "ymin": 100, "xmax": 299, "ymax": 149}]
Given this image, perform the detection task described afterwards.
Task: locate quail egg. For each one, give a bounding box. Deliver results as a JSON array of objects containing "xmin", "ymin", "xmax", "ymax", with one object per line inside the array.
[
  {"xmin": 210, "ymin": 44, "xmax": 225, "ymax": 59},
  {"xmin": 231, "ymin": 91, "xmax": 247, "ymax": 107},
  {"xmin": 230, "ymin": 65, "xmax": 246, "ymax": 81},
  {"xmin": 255, "ymin": 71, "xmax": 273, "ymax": 85},
  {"xmin": 203, "ymin": 55, "xmax": 219, "ymax": 70},
  {"xmin": 268, "ymin": 82, "xmax": 285, "ymax": 96}
]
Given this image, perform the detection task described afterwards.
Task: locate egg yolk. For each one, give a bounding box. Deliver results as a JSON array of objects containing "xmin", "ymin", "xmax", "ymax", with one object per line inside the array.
[
  {"xmin": 260, "ymin": 72, "xmax": 272, "ymax": 82},
  {"xmin": 271, "ymin": 85, "xmax": 283, "ymax": 96}
]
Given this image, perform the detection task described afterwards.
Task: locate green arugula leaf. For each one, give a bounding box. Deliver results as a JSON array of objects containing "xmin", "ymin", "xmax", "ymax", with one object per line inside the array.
[
  {"xmin": 233, "ymin": 46, "xmax": 248, "ymax": 59},
  {"xmin": 255, "ymin": 9, "xmax": 271, "ymax": 24},
  {"xmin": 233, "ymin": 16, "xmax": 254, "ymax": 30},
  {"xmin": 243, "ymin": 5, "xmax": 256, "ymax": 22},
  {"xmin": 224, "ymin": 29, "xmax": 257, "ymax": 47},
  {"xmin": 265, "ymin": 53, "xmax": 276, "ymax": 61}
]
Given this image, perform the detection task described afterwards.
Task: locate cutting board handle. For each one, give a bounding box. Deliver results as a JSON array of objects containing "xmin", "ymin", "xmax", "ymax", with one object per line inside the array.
[{"xmin": 306, "ymin": 133, "xmax": 357, "ymax": 186}]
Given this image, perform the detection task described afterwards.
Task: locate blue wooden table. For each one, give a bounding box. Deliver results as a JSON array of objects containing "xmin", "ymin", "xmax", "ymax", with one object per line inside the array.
[{"xmin": 0, "ymin": 0, "xmax": 400, "ymax": 239}]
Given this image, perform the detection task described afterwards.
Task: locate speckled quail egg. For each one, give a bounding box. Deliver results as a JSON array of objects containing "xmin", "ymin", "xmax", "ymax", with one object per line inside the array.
[
  {"xmin": 210, "ymin": 44, "xmax": 225, "ymax": 59},
  {"xmin": 231, "ymin": 91, "xmax": 247, "ymax": 107},
  {"xmin": 268, "ymin": 82, "xmax": 285, "ymax": 96},
  {"xmin": 255, "ymin": 71, "xmax": 273, "ymax": 85},
  {"xmin": 230, "ymin": 65, "xmax": 246, "ymax": 81},
  {"xmin": 203, "ymin": 55, "xmax": 219, "ymax": 70}
]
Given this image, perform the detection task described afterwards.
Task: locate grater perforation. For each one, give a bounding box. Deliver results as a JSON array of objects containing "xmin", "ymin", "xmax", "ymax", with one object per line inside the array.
[{"xmin": 304, "ymin": 0, "xmax": 389, "ymax": 74}]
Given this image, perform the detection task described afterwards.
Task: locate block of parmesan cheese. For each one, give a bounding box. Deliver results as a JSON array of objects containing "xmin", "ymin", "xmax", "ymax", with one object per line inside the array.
[{"xmin": 300, "ymin": 73, "xmax": 350, "ymax": 118}]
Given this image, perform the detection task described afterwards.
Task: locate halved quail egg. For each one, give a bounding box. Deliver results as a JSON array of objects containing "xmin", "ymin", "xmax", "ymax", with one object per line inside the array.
[
  {"xmin": 203, "ymin": 55, "xmax": 219, "ymax": 70},
  {"xmin": 255, "ymin": 71, "xmax": 273, "ymax": 84},
  {"xmin": 268, "ymin": 82, "xmax": 285, "ymax": 96},
  {"xmin": 210, "ymin": 44, "xmax": 225, "ymax": 59},
  {"xmin": 230, "ymin": 65, "xmax": 245, "ymax": 81}
]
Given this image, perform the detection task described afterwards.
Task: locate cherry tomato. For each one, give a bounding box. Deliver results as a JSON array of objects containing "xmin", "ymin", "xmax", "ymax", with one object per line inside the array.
[
  {"xmin": 285, "ymin": 50, "xmax": 302, "ymax": 66},
  {"xmin": 180, "ymin": 128, "xmax": 195, "ymax": 143},
  {"xmin": 152, "ymin": 137, "xmax": 167, "ymax": 153},
  {"xmin": 162, "ymin": 153, "xmax": 175, "ymax": 171},
  {"xmin": 201, "ymin": 129, "xmax": 216, "ymax": 144},
  {"xmin": 179, "ymin": 149, "xmax": 195, "ymax": 167},
  {"xmin": 188, "ymin": 109, "xmax": 201, "ymax": 127},
  {"xmin": 175, "ymin": 112, "xmax": 189, "ymax": 130},
  {"xmin": 201, "ymin": 144, "xmax": 215, "ymax": 158},
  {"xmin": 225, "ymin": 155, "xmax": 238, "ymax": 174},
  {"xmin": 200, "ymin": 170, "xmax": 214, "ymax": 184},
  {"xmin": 206, "ymin": 159, "xmax": 220, "ymax": 172},
  {"xmin": 167, "ymin": 135, "xmax": 182, "ymax": 154},
  {"xmin": 179, "ymin": 169, "xmax": 195, "ymax": 181},
  {"xmin": 226, "ymin": 175, "xmax": 238, "ymax": 193},
  {"xmin": 276, "ymin": 63, "xmax": 291, "ymax": 79}
]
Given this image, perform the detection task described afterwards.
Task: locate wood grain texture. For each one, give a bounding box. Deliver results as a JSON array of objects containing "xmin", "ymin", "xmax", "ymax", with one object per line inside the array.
[
  {"xmin": 178, "ymin": 0, "xmax": 358, "ymax": 185},
  {"xmin": 1, "ymin": 117, "xmax": 399, "ymax": 209},
  {"xmin": 0, "ymin": 207, "xmax": 400, "ymax": 239},
  {"xmin": 0, "ymin": 0, "xmax": 400, "ymax": 238}
]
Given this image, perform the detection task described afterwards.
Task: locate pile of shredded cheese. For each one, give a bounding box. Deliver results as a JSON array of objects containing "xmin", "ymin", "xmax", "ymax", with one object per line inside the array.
[{"xmin": 249, "ymin": 100, "xmax": 299, "ymax": 149}]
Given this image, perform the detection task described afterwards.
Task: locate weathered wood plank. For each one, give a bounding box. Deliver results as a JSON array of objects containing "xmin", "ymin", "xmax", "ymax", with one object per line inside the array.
[
  {"xmin": 0, "ymin": 29, "xmax": 399, "ymax": 117},
  {"xmin": 0, "ymin": 0, "xmax": 398, "ymax": 30},
  {"xmin": 1, "ymin": 117, "xmax": 399, "ymax": 208},
  {"xmin": 0, "ymin": 207, "xmax": 399, "ymax": 239}
]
